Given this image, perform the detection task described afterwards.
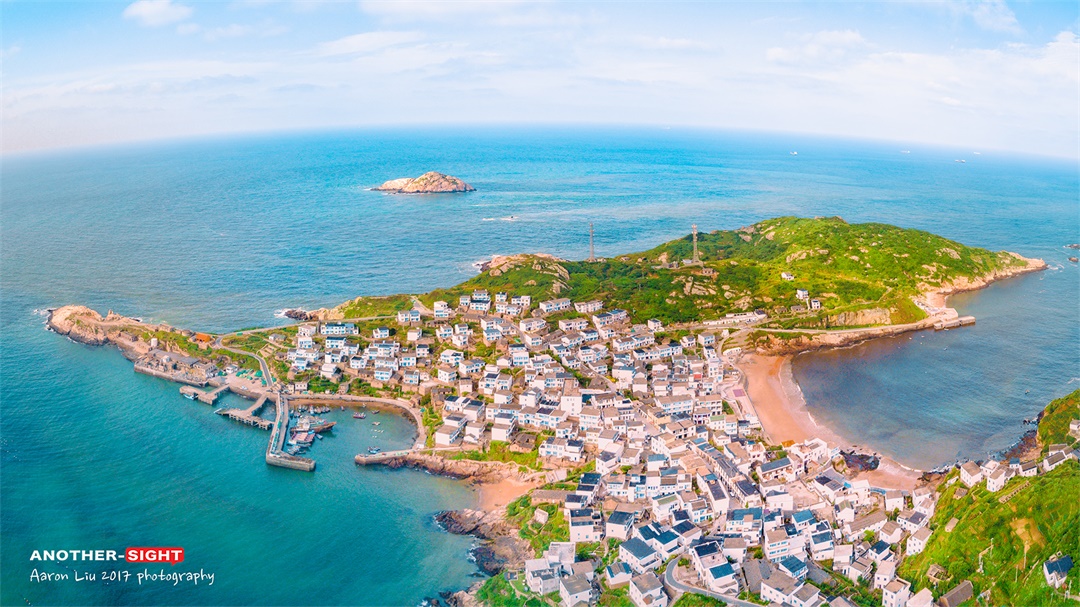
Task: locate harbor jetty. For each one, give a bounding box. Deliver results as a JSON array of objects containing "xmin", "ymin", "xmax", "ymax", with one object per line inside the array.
[
  {"xmin": 215, "ymin": 395, "xmax": 272, "ymax": 430},
  {"xmin": 180, "ymin": 383, "xmax": 229, "ymax": 404},
  {"xmin": 266, "ymin": 394, "xmax": 316, "ymax": 472},
  {"xmin": 935, "ymin": 315, "xmax": 977, "ymax": 330}
]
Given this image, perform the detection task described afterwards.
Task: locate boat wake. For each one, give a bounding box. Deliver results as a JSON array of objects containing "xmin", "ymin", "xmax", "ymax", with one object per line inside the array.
[{"xmin": 482, "ymin": 216, "xmax": 518, "ymax": 222}]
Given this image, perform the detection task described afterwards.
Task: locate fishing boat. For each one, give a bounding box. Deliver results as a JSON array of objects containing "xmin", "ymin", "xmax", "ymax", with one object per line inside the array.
[
  {"xmin": 353, "ymin": 412, "xmax": 366, "ymax": 419},
  {"xmin": 309, "ymin": 421, "xmax": 336, "ymax": 433}
]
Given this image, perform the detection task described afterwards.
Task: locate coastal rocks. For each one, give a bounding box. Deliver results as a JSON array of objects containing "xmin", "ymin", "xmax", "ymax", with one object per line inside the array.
[
  {"xmin": 434, "ymin": 509, "xmax": 533, "ymax": 575},
  {"xmin": 373, "ymin": 172, "xmax": 475, "ymax": 194},
  {"xmin": 47, "ymin": 305, "xmax": 110, "ymax": 345},
  {"xmin": 280, "ymin": 308, "xmax": 342, "ymax": 322},
  {"xmin": 923, "ymin": 253, "xmax": 1047, "ymax": 307},
  {"xmin": 281, "ymin": 309, "xmax": 316, "ymax": 321},
  {"xmin": 841, "ymin": 450, "xmax": 880, "ymax": 472},
  {"xmin": 378, "ymin": 452, "xmax": 515, "ymax": 484},
  {"xmin": 46, "ymin": 305, "xmax": 144, "ymax": 346}
]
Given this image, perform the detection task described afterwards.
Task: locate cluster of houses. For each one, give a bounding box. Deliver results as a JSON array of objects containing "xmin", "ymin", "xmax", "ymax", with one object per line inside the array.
[
  {"xmin": 958, "ymin": 439, "xmax": 1079, "ymax": 494},
  {"xmin": 275, "ymin": 289, "xmax": 1077, "ymax": 606}
]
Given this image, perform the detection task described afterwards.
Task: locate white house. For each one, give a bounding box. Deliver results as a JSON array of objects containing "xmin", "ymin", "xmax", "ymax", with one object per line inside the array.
[
  {"xmin": 960, "ymin": 461, "xmax": 983, "ymax": 487},
  {"xmin": 629, "ymin": 572, "xmax": 667, "ymax": 607}
]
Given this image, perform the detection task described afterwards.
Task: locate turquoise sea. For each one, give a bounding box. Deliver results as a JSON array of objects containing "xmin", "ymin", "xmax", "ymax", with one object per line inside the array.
[{"xmin": 2, "ymin": 127, "xmax": 1078, "ymax": 605}]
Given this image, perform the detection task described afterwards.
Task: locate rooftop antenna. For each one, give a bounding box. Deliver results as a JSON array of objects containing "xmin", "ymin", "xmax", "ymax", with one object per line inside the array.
[
  {"xmin": 692, "ymin": 224, "xmax": 700, "ymax": 264},
  {"xmin": 589, "ymin": 223, "xmax": 596, "ymax": 262}
]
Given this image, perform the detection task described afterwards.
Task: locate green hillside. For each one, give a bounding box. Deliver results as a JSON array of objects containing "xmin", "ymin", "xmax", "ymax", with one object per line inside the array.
[
  {"xmin": 898, "ymin": 460, "xmax": 1080, "ymax": 606},
  {"xmin": 415, "ymin": 217, "xmax": 1023, "ymax": 326},
  {"xmin": 1039, "ymin": 390, "xmax": 1080, "ymax": 454}
]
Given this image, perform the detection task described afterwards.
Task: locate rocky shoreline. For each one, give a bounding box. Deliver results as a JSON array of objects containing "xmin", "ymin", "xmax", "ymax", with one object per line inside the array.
[
  {"xmin": 754, "ymin": 254, "xmax": 1047, "ymax": 356},
  {"xmin": 433, "ymin": 508, "xmax": 533, "ymax": 576}
]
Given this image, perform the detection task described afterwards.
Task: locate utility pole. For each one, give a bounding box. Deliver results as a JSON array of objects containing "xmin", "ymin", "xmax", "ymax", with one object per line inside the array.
[{"xmin": 589, "ymin": 223, "xmax": 595, "ymax": 262}]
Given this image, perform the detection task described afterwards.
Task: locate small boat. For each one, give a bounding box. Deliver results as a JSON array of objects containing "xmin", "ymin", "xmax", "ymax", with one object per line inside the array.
[
  {"xmin": 183, "ymin": 392, "xmax": 197, "ymax": 400},
  {"xmin": 367, "ymin": 447, "xmax": 381, "ymax": 455},
  {"xmin": 790, "ymin": 151, "xmax": 798, "ymax": 155},
  {"xmin": 316, "ymin": 433, "xmax": 323, "ymax": 440},
  {"xmin": 353, "ymin": 412, "xmax": 366, "ymax": 419},
  {"xmin": 372, "ymin": 421, "xmax": 381, "ymax": 426}
]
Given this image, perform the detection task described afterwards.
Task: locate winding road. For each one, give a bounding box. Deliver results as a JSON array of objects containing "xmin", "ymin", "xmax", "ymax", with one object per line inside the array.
[{"xmin": 663, "ymin": 565, "xmax": 760, "ymax": 607}]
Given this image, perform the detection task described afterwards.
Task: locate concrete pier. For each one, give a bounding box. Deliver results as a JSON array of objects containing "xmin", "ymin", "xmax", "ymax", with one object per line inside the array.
[
  {"xmin": 215, "ymin": 396, "xmax": 272, "ymax": 430},
  {"xmin": 179, "ymin": 384, "xmax": 229, "ymax": 404},
  {"xmin": 354, "ymin": 450, "xmax": 411, "ymax": 465},
  {"xmin": 265, "ymin": 394, "xmax": 316, "ymax": 472},
  {"xmin": 935, "ymin": 315, "xmax": 976, "ymax": 330}
]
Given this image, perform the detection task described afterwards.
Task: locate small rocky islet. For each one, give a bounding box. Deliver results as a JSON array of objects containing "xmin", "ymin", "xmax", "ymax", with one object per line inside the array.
[{"xmin": 373, "ymin": 171, "xmax": 474, "ymax": 194}]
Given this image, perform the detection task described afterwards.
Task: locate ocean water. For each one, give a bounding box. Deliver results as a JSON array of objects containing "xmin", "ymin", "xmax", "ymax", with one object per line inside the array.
[{"xmin": 2, "ymin": 126, "xmax": 1078, "ymax": 604}]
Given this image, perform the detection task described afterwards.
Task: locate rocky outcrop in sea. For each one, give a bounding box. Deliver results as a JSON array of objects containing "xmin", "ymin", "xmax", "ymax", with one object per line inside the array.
[
  {"xmin": 373, "ymin": 172, "xmax": 475, "ymax": 194},
  {"xmin": 433, "ymin": 509, "xmax": 533, "ymax": 576}
]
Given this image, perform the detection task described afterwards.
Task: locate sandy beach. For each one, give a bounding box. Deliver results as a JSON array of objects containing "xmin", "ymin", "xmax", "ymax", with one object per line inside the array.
[
  {"xmin": 739, "ymin": 353, "xmax": 922, "ymax": 491},
  {"xmin": 476, "ymin": 477, "xmax": 540, "ymax": 511}
]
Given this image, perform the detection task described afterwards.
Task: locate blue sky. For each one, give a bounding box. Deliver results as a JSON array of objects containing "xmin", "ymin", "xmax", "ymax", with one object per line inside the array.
[{"xmin": 2, "ymin": 1, "xmax": 1078, "ymax": 156}]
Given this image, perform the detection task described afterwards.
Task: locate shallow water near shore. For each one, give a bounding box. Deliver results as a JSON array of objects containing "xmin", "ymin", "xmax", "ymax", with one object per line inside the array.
[{"xmin": 2, "ymin": 126, "xmax": 1078, "ymax": 604}]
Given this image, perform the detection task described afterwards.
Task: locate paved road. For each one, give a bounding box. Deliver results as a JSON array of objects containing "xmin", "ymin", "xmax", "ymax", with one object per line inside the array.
[{"xmin": 663, "ymin": 565, "xmax": 761, "ymax": 607}]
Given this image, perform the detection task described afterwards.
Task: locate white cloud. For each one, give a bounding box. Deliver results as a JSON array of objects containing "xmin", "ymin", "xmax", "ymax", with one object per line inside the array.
[
  {"xmin": 205, "ymin": 25, "xmax": 251, "ymax": 41},
  {"xmin": 954, "ymin": 0, "xmax": 1022, "ymax": 34},
  {"xmin": 766, "ymin": 29, "xmax": 867, "ymax": 65},
  {"xmin": 315, "ymin": 31, "xmax": 424, "ymax": 56},
  {"xmin": 635, "ymin": 36, "xmax": 711, "ymax": 51},
  {"xmin": 359, "ymin": 1, "xmax": 525, "ymax": 19},
  {"xmin": 122, "ymin": 0, "xmax": 193, "ymax": 27}
]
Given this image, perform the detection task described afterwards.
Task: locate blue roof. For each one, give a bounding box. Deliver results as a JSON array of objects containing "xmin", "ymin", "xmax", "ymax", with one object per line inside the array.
[
  {"xmin": 792, "ymin": 510, "xmax": 815, "ymax": 524},
  {"xmin": 730, "ymin": 507, "xmax": 763, "ymax": 521},
  {"xmin": 779, "ymin": 555, "xmax": 808, "ymax": 575},
  {"xmin": 760, "ymin": 456, "xmax": 792, "ymax": 473},
  {"xmin": 657, "ymin": 530, "xmax": 680, "ymax": 544},
  {"xmin": 693, "ymin": 541, "xmax": 721, "ymax": 557},
  {"xmin": 1046, "ymin": 555, "xmax": 1073, "ymax": 575},
  {"xmin": 709, "ymin": 563, "xmax": 736, "ymax": 579},
  {"xmin": 637, "ymin": 523, "xmax": 661, "ymax": 541},
  {"xmin": 872, "ymin": 540, "xmax": 892, "ymax": 554},
  {"xmin": 621, "ymin": 537, "xmax": 656, "ymax": 560},
  {"xmin": 608, "ymin": 510, "xmax": 634, "ymax": 526},
  {"xmin": 673, "ymin": 521, "xmax": 696, "ymax": 535},
  {"xmin": 606, "ymin": 562, "xmax": 632, "ymax": 577}
]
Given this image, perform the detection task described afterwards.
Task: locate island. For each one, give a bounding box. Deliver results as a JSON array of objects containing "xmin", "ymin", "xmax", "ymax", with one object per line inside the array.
[
  {"xmin": 46, "ymin": 216, "xmax": 1079, "ymax": 607},
  {"xmin": 373, "ymin": 171, "xmax": 475, "ymax": 193}
]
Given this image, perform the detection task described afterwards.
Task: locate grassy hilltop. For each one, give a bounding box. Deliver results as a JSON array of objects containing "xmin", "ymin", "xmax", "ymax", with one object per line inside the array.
[
  {"xmin": 898, "ymin": 460, "xmax": 1079, "ymax": 605},
  {"xmin": 342, "ymin": 217, "xmax": 1024, "ymax": 328}
]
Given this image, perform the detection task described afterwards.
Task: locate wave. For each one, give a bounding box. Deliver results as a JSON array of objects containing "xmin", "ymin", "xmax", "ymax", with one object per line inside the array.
[{"xmin": 482, "ymin": 216, "xmax": 518, "ymax": 222}]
